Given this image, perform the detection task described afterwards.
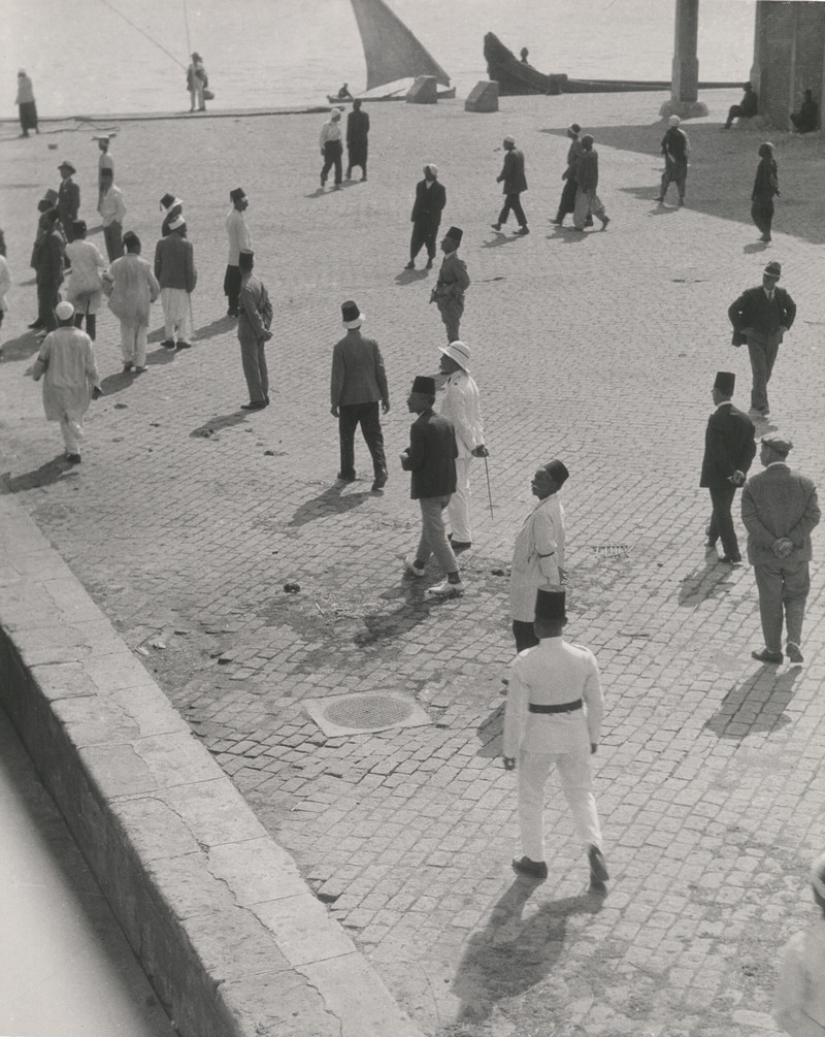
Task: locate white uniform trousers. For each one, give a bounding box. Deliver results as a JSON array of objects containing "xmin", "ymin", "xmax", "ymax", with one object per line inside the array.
[
  {"xmin": 60, "ymin": 413, "xmax": 83, "ymax": 453},
  {"xmin": 447, "ymin": 456, "xmax": 473, "ymax": 543},
  {"xmin": 161, "ymin": 287, "xmax": 192, "ymax": 343},
  {"xmin": 119, "ymin": 323, "xmax": 147, "ymax": 368},
  {"xmin": 518, "ymin": 747, "xmax": 602, "ymax": 862}
]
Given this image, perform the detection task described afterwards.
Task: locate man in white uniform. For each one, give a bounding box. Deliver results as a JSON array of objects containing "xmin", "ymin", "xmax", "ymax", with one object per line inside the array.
[
  {"xmin": 436, "ymin": 340, "xmax": 488, "ymax": 551},
  {"xmin": 774, "ymin": 851, "xmax": 825, "ymax": 1036},
  {"xmin": 225, "ymin": 188, "xmax": 251, "ymax": 317},
  {"xmin": 503, "ymin": 587, "xmax": 609, "ymax": 887}
]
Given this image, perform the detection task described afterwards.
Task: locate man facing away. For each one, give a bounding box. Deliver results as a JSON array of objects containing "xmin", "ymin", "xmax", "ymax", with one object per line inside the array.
[
  {"xmin": 656, "ymin": 115, "xmax": 690, "ymax": 206},
  {"xmin": 406, "ymin": 163, "xmax": 446, "ymax": 271},
  {"xmin": 700, "ymin": 371, "xmax": 756, "ymax": 565},
  {"xmin": 154, "ymin": 216, "xmax": 197, "ymax": 350},
  {"xmin": 435, "ymin": 340, "xmax": 488, "ymax": 551},
  {"xmin": 491, "ymin": 135, "xmax": 529, "ymax": 235},
  {"xmin": 236, "ymin": 249, "xmax": 273, "ymax": 410},
  {"xmin": 32, "ymin": 208, "xmax": 65, "ymax": 334},
  {"xmin": 401, "ymin": 376, "xmax": 463, "ymax": 599},
  {"xmin": 741, "ymin": 433, "xmax": 819, "ymax": 666},
  {"xmin": 552, "ymin": 123, "xmax": 584, "ymax": 227},
  {"xmin": 225, "ymin": 188, "xmax": 251, "ymax": 318},
  {"xmin": 57, "ymin": 160, "xmax": 80, "ymax": 243},
  {"xmin": 774, "ymin": 850, "xmax": 825, "ymax": 1037},
  {"xmin": 573, "ymin": 135, "xmax": 610, "ymax": 231},
  {"xmin": 97, "ymin": 167, "xmax": 126, "ymax": 262},
  {"xmin": 346, "ymin": 99, "xmax": 369, "ymax": 182},
  {"xmin": 728, "ymin": 260, "xmax": 796, "ymax": 420},
  {"xmin": 330, "ymin": 300, "xmax": 389, "ymax": 491},
  {"xmin": 431, "ymin": 226, "xmax": 469, "ymax": 343},
  {"xmin": 503, "ymin": 587, "xmax": 609, "ymax": 889},
  {"xmin": 509, "ymin": 460, "xmax": 569, "ymax": 653}
]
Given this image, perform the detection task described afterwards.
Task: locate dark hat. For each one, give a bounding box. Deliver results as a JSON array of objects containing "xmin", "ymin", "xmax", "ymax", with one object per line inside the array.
[
  {"xmin": 38, "ymin": 188, "xmax": 59, "ymax": 211},
  {"xmin": 230, "ymin": 187, "xmax": 246, "ymax": 203},
  {"xmin": 445, "ymin": 226, "xmax": 463, "ymax": 243},
  {"xmin": 58, "ymin": 161, "xmax": 76, "ymax": 175},
  {"xmin": 123, "ymin": 231, "xmax": 141, "ymax": 251},
  {"xmin": 341, "ymin": 300, "xmax": 364, "ymax": 328},
  {"xmin": 761, "ymin": 432, "xmax": 793, "ymax": 455},
  {"xmin": 411, "ymin": 375, "xmax": 436, "ymax": 396},
  {"xmin": 714, "ymin": 371, "xmax": 735, "ymax": 396},
  {"xmin": 581, "ymin": 134, "xmax": 594, "ymax": 147},
  {"xmin": 159, "ymin": 193, "xmax": 182, "ymax": 210},
  {"xmin": 72, "ymin": 219, "xmax": 87, "ymax": 237},
  {"xmin": 569, "ymin": 122, "xmax": 581, "ymax": 133},
  {"xmin": 535, "ymin": 587, "xmax": 566, "ymax": 622},
  {"xmin": 543, "ymin": 459, "xmax": 569, "ymax": 487},
  {"xmin": 238, "ymin": 249, "xmax": 254, "ymax": 270},
  {"xmin": 763, "ymin": 261, "xmax": 781, "ymax": 280}
]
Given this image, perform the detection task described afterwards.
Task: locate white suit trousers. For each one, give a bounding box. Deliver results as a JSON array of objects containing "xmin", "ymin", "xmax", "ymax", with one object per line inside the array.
[
  {"xmin": 161, "ymin": 287, "xmax": 191, "ymax": 343},
  {"xmin": 447, "ymin": 456, "xmax": 473, "ymax": 543},
  {"xmin": 119, "ymin": 323, "xmax": 147, "ymax": 368},
  {"xmin": 518, "ymin": 748, "xmax": 602, "ymax": 862}
]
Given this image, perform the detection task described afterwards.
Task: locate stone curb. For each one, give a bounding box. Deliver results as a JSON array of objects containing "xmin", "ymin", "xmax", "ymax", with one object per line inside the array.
[{"xmin": 0, "ymin": 493, "xmax": 425, "ymax": 1037}]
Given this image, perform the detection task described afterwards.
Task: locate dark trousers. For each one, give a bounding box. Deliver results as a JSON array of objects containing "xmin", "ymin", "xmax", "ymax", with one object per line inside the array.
[
  {"xmin": 346, "ymin": 143, "xmax": 367, "ymax": 177},
  {"xmin": 513, "ymin": 620, "xmax": 539, "ymax": 654},
  {"xmin": 74, "ymin": 311, "xmax": 97, "ymax": 340},
  {"xmin": 754, "ymin": 558, "xmax": 810, "ymax": 653},
  {"xmin": 556, "ymin": 178, "xmax": 578, "ymax": 220},
  {"xmin": 60, "ymin": 219, "xmax": 76, "ymax": 243},
  {"xmin": 338, "ymin": 402, "xmax": 387, "ymax": 480},
  {"xmin": 707, "ymin": 485, "xmax": 739, "ymax": 558},
  {"xmin": 410, "ymin": 220, "xmax": 439, "ymax": 261},
  {"xmin": 724, "ymin": 104, "xmax": 751, "ymax": 128},
  {"xmin": 239, "ymin": 330, "xmax": 268, "ymax": 404},
  {"xmin": 321, "ymin": 141, "xmax": 343, "ymax": 186},
  {"xmin": 224, "ymin": 264, "xmax": 242, "ymax": 315},
  {"xmin": 751, "ymin": 196, "xmax": 774, "ymax": 239},
  {"xmin": 660, "ymin": 160, "xmax": 687, "ymax": 200},
  {"xmin": 498, "ymin": 192, "xmax": 527, "ymax": 228},
  {"xmin": 746, "ymin": 334, "xmax": 781, "ymax": 413},
  {"xmin": 103, "ymin": 222, "xmax": 123, "ymax": 262},
  {"xmin": 36, "ymin": 280, "xmax": 59, "ymax": 330}
]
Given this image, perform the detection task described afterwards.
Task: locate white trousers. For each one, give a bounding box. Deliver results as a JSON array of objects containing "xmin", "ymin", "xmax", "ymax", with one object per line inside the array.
[
  {"xmin": 518, "ymin": 748, "xmax": 602, "ymax": 862},
  {"xmin": 119, "ymin": 323, "xmax": 147, "ymax": 367},
  {"xmin": 448, "ymin": 456, "xmax": 473, "ymax": 543},
  {"xmin": 161, "ymin": 288, "xmax": 191, "ymax": 343},
  {"xmin": 60, "ymin": 413, "xmax": 83, "ymax": 453}
]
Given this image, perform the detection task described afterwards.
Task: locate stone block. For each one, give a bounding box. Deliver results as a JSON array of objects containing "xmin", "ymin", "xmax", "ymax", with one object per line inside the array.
[
  {"xmin": 406, "ymin": 76, "xmax": 437, "ymax": 104},
  {"xmin": 465, "ymin": 80, "xmax": 499, "ymax": 112}
]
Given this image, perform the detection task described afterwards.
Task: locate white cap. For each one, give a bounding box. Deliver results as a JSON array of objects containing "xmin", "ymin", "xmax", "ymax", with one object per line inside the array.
[{"xmin": 55, "ymin": 300, "xmax": 74, "ymax": 320}]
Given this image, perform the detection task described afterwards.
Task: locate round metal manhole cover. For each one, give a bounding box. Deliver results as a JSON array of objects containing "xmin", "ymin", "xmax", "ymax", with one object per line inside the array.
[{"xmin": 323, "ymin": 694, "xmax": 414, "ymax": 730}]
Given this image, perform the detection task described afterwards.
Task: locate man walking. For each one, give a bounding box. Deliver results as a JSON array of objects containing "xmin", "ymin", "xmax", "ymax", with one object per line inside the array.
[
  {"xmin": 105, "ymin": 232, "xmax": 159, "ymax": 374},
  {"xmin": 406, "ymin": 163, "xmax": 446, "ymax": 271},
  {"xmin": 400, "ymin": 376, "xmax": 463, "ymax": 599},
  {"xmin": 97, "ymin": 168, "xmax": 126, "ymax": 262},
  {"xmin": 656, "ymin": 115, "xmax": 690, "ymax": 206},
  {"xmin": 435, "ymin": 340, "xmax": 488, "ymax": 550},
  {"xmin": 509, "ymin": 460, "xmax": 568, "ymax": 653},
  {"xmin": 431, "ymin": 226, "xmax": 469, "ymax": 343},
  {"xmin": 236, "ymin": 250, "xmax": 273, "ymax": 410},
  {"xmin": 552, "ymin": 123, "xmax": 584, "ymax": 227},
  {"xmin": 330, "ymin": 300, "xmax": 389, "ymax": 491},
  {"xmin": 573, "ymin": 135, "xmax": 610, "ymax": 231},
  {"xmin": 57, "ymin": 161, "xmax": 80, "ymax": 243},
  {"xmin": 700, "ymin": 371, "xmax": 756, "ymax": 564},
  {"xmin": 503, "ymin": 587, "xmax": 609, "ymax": 888},
  {"xmin": 320, "ymin": 109, "xmax": 344, "ymax": 190},
  {"xmin": 741, "ymin": 434, "xmax": 820, "ymax": 666},
  {"xmin": 491, "ymin": 135, "xmax": 528, "ymax": 235},
  {"xmin": 154, "ymin": 216, "xmax": 197, "ymax": 350},
  {"xmin": 345, "ymin": 100, "xmax": 370, "ymax": 181},
  {"xmin": 225, "ymin": 188, "xmax": 251, "ymax": 318},
  {"xmin": 728, "ymin": 261, "xmax": 796, "ymax": 419}
]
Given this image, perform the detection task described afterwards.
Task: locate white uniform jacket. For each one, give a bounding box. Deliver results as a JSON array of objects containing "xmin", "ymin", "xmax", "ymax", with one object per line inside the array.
[
  {"xmin": 438, "ymin": 370, "xmax": 484, "ymax": 459},
  {"xmin": 509, "ymin": 494, "xmax": 565, "ymax": 621}
]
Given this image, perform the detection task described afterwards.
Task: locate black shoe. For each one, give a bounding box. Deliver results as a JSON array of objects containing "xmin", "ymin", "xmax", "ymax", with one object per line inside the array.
[
  {"xmin": 176, "ymin": 341, "xmax": 191, "ymax": 350},
  {"xmin": 588, "ymin": 845, "xmax": 609, "ymax": 883},
  {"xmin": 550, "ymin": 217, "xmax": 563, "ymax": 225},
  {"xmin": 425, "ymin": 258, "xmax": 433, "ymax": 269},
  {"xmin": 336, "ymin": 472, "xmax": 356, "ymax": 483},
  {"xmin": 241, "ymin": 401, "xmax": 267, "ymax": 410},
  {"xmin": 490, "ymin": 223, "xmax": 502, "ymax": 231},
  {"xmin": 512, "ymin": 856, "xmax": 548, "ymax": 880},
  {"xmin": 751, "ymin": 648, "xmax": 783, "ymax": 664},
  {"xmin": 600, "ymin": 216, "xmax": 610, "ymax": 231},
  {"xmin": 264, "ymin": 396, "xmax": 270, "ymax": 406},
  {"xmin": 786, "ymin": 643, "xmax": 804, "ymax": 665},
  {"xmin": 719, "ymin": 554, "xmax": 742, "ymax": 564},
  {"xmin": 64, "ymin": 452, "xmax": 82, "ymax": 464},
  {"xmin": 404, "ymin": 261, "xmax": 415, "ymax": 270},
  {"xmin": 450, "ymin": 540, "xmax": 472, "ymax": 552},
  {"xmin": 28, "ymin": 320, "xmax": 44, "ymax": 329},
  {"xmin": 123, "ymin": 362, "xmax": 133, "ymax": 372},
  {"xmin": 227, "ymin": 308, "xmax": 239, "ymax": 318},
  {"xmin": 515, "ymin": 226, "xmax": 530, "ymax": 235},
  {"xmin": 371, "ymin": 471, "xmax": 388, "ymax": 492},
  {"xmin": 162, "ymin": 340, "xmax": 176, "ymax": 349}
]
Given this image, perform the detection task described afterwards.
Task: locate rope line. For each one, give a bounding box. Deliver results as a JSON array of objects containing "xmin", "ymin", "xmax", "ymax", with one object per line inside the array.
[{"xmin": 96, "ymin": 0, "xmax": 187, "ymax": 70}]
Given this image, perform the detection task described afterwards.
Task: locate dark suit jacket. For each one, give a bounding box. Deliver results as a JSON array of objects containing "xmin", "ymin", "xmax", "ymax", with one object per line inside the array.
[
  {"xmin": 34, "ymin": 229, "xmax": 65, "ymax": 288},
  {"xmin": 411, "ymin": 179, "xmax": 446, "ymax": 227},
  {"xmin": 401, "ymin": 409, "xmax": 457, "ymax": 500},
  {"xmin": 699, "ymin": 403, "xmax": 756, "ymax": 488},
  {"xmin": 499, "ymin": 148, "xmax": 527, "ymax": 194},
  {"xmin": 58, "ymin": 179, "xmax": 80, "ymax": 225},
  {"xmin": 742, "ymin": 464, "xmax": 820, "ymax": 565},
  {"xmin": 728, "ymin": 285, "xmax": 796, "ymax": 346}
]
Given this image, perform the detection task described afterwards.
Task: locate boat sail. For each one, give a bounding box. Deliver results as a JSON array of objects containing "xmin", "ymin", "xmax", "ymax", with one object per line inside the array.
[{"xmin": 349, "ymin": 0, "xmax": 451, "ymax": 91}]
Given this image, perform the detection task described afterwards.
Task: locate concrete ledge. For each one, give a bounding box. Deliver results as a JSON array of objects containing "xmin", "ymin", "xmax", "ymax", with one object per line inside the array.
[{"xmin": 0, "ymin": 494, "xmax": 424, "ymax": 1037}]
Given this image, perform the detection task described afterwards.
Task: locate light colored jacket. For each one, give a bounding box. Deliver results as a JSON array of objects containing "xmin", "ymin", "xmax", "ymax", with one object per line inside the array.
[
  {"xmin": 31, "ymin": 327, "xmax": 100, "ymax": 421},
  {"xmin": 509, "ymin": 494, "xmax": 565, "ymax": 621},
  {"xmin": 438, "ymin": 370, "xmax": 484, "ymax": 458},
  {"xmin": 106, "ymin": 253, "xmax": 159, "ymax": 326}
]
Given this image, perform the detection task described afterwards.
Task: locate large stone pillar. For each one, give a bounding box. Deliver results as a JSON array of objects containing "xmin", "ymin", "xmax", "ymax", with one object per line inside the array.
[{"xmin": 660, "ymin": 0, "xmax": 708, "ymax": 118}]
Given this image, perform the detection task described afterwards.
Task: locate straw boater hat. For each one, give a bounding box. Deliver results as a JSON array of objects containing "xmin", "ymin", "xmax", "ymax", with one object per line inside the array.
[
  {"xmin": 439, "ymin": 341, "xmax": 472, "ymax": 372},
  {"xmin": 341, "ymin": 301, "xmax": 364, "ymax": 329}
]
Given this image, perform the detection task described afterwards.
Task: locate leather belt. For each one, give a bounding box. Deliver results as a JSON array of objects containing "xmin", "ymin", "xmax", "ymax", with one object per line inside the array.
[{"xmin": 528, "ymin": 699, "xmax": 582, "ymax": 714}]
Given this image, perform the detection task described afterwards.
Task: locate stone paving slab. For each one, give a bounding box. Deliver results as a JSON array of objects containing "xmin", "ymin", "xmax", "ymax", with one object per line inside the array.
[{"xmin": 1, "ymin": 88, "xmax": 824, "ymax": 1035}]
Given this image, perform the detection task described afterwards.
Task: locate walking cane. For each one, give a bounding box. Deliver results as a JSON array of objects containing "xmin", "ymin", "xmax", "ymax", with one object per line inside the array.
[{"xmin": 483, "ymin": 455, "xmax": 494, "ymax": 521}]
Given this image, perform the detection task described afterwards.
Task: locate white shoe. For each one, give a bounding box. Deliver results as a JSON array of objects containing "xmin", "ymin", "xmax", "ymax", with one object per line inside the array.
[
  {"xmin": 428, "ymin": 580, "xmax": 464, "ymax": 598},
  {"xmin": 404, "ymin": 558, "xmax": 426, "ymax": 578}
]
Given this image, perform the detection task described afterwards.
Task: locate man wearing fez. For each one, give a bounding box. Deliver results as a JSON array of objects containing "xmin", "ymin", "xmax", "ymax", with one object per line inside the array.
[
  {"xmin": 236, "ymin": 250, "xmax": 273, "ymax": 410},
  {"xmin": 154, "ymin": 215, "xmax": 197, "ymax": 350},
  {"xmin": 503, "ymin": 587, "xmax": 609, "ymax": 888},
  {"xmin": 406, "ymin": 163, "xmax": 446, "ymax": 271},
  {"xmin": 225, "ymin": 188, "xmax": 251, "ymax": 318},
  {"xmin": 509, "ymin": 460, "xmax": 569, "ymax": 653},
  {"xmin": 742, "ymin": 434, "xmax": 820, "ymax": 666},
  {"xmin": 57, "ymin": 161, "xmax": 81, "ymax": 243},
  {"xmin": 774, "ymin": 850, "xmax": 825, "ymax": 1037},
  {"xmin": 431, "ymin": 226, "xmax": 469, "ymax": 343},
  {"xmin": 401, "ymin": 376, "xmax": 463, "ymax": 598},
  {"xmin": 345, "ymin": 99, "xmax": 370, "ymax": 182},
  {"xmin": 491, "ymin": 134, "xmax": 529, "ymax": 235},
  {"xmin": 330, "ymin": 300, "xmax": 389, "ymax": 491},
  {"xmin": 31, "ymin": 208, "xmax": 65, "ymax": 334},
  {"xmin": 700, "ymin": 371, "xmax": 756, "ymax": 565},
  {"xmin": 160, "ymin": 193, "xmax": 184, "ymax": 238}
]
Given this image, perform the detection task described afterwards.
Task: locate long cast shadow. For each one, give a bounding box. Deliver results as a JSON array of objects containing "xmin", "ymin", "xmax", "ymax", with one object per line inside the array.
[
  {"xmin": 190, "ymin": 411, "xmax": 247, "ymax": 438},
  {"xmin": 193, "ymin": 315, "xmax": 236, "ymax": 340},
  {"xmin": 704, "ymin": 666, "xmax": 800, "ymax": 739},
  {"xmin": 289, "ymin": 483, "xmax": 371, "ymax": 527},
  {"xmin": 1, "ymin": 455, "xmax": 76, "ymax": 493},
  {"xmin": 1, "ymin": 330, "xmax": 43, "ymax": 363}
]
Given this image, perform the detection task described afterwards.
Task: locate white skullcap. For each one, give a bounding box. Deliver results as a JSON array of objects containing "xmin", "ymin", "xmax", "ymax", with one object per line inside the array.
[
  {"xmin": 669, "ymin": 115, "xmax": 681, "ymax": 126},
  {"xmin": 56, "ymin": 300, "xmax": 74, "ymax": 320}
]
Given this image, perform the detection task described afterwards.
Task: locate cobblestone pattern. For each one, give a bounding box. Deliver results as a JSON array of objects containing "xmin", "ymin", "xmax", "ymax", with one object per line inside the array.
[{"xmin": 1, "ymin": 92, "xmax": 824, "ymax": 1036}]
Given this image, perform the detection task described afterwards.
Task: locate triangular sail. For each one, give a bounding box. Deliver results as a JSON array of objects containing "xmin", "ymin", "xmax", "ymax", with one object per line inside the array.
[{"xmin": 349, "ymin": 0, "xmax": 450, "ymax": 91}]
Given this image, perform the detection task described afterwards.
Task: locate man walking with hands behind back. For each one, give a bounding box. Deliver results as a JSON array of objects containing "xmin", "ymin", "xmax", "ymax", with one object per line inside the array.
[
  {"xmin": 236, "ymin": 249, "xmax": 273, "ymax": 410},
  {"xmin": 742, "ymin": 434, "xmax": 819, "ymax": 666},
  {"xmin": 330, "ymin": 301, "xmax": 389, "ymax": 491},
  {"xmin": 700, "ymin": 371, "xmax": 756, "ymax": 565}
]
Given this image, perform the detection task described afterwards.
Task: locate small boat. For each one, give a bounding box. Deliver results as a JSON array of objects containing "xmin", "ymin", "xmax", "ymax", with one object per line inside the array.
[
  {"xmin": 326, "ymin": 85, "xmax": 456, "ymax": 105},
  {"xmin": 483, "ymin": 33, "xmax": 566, "ymax": 95}
]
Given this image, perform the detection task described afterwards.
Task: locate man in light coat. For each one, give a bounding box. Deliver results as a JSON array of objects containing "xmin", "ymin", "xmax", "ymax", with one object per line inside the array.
[
  {"xmin": 97, "ymin": 168, "xmax": 126, "ymax": 262},
  {"xmin": 105, "ymin": 231, "xmax": 160, "ymax": 374},
  {"xmin": 435, "ymin": 340, "xmax": 488, "ymax": 551},
  {"xmin": 319, "ymin": 109, "xmax": 344, "ymax": 189},
  {"xmin": 503, "ymin": 587, "xmax": 609, "ymax": 888},
  {"xmin": 236, "ymin": 250, "xmax": 272, "ymax": 410},
  {"xmin": 509, "ymin": 460, "xmax": 568, "ymax": 653},
  {"xmin": 741, "ymin": 433, "xmax": 820, "ymax": 665},
  {"xmin": 154, "ymin": 216, "xmax": 197, "ymax": 350}
]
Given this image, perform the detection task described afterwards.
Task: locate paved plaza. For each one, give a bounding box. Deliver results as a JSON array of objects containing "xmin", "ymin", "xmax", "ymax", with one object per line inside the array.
[{"xmin": 1, "ymin": 91, "xmax": 824, "ymax": 1036}]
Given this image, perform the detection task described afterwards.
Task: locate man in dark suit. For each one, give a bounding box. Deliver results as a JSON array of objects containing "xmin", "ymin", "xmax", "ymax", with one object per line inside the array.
[
  {"xmin": 742, "ymin": 434, "xmax": 820, "ymax": 665},
  {"xmin": 330, "ymin": 300, "xmax": 390, "ymax": 491},
  {"xmin": 492, "ymin": 135, "xmax": 528, "ymax": 235},
  {"xmin": 728, "ymin": 261, "xmax": 796, "ymax": 419},
  {"xmin": 700, "ymin": 371, "xmax": 756, "ymax": 564},
  {"xmin": 57, "ymin": 161, "xmax": 80, "ymax": 243},
  {"xmin": 345, "ymin": 99, "xmax": 370, "ymax": 181},
  {"xmin": 400, "ymin": 376, "xmax": 463, "ymax": 598},
  {"xmin": 406, "ymin": 163, "xmax": 446, "ymax": 271},
  {"xmin": 431, "ymin": 226, "xmax": 469, "ymax": 343}
]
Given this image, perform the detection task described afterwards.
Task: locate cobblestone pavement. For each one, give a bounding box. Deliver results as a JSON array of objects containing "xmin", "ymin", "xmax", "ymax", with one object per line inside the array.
[{"xmin": 2, "ymin": 91, "xmax": 824, "ymax": 1036}]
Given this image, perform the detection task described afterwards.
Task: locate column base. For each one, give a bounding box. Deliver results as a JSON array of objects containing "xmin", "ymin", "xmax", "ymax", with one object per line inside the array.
[{"xmin": 659, "ymin": 98, "xmax": 708, "ymax": 119}]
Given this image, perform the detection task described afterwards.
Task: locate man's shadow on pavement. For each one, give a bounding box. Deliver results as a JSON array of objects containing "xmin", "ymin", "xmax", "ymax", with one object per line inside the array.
[
  {"xmin": 452, "ymin": 882, "xmax": 605, "ymax": 1024},
  {"xmin": 476, "ymin": 703, "xmax": 504, "ymax": 758},
  {"xmin": 190, "ymin": 411, "xmax": 248, "ymax": 438},
  {"xmin": 145, "ymin": 346, "xmax": 177, "ymax": 367},
  {"xmin": 704, "ymin": 666, "xmax": 800, "ymax": 739},
  {"xmin": 193, "ymin": 315, "xmax": 235, "ymax": 340},
  {"xmin": 548, "ymin": 227, "xmax": 591, "ymax": 245},
  {"xmin": 0, "ymin": 330, "xmax": 43, "ymax": 363},
  {"xmin": 100, "ymin": 368, "xmax": 136, "ymax": 395},
  {"xmin": 289, "ymin": 482, "xmax": 372, "ymax": 527},
  {"xmin": 481, "ymin": 231, "xmax": 521, "ymax": 249},
  {"xmin": 743, "ymin": 241, "xmax": 770, "ymax": 254},
  {"xmin": 1, "ymin": 455, "xmax": 77, "ymax": 493},
  {"xmin": 394, "ymin": 268, "xmax": 430, "ymax": 286},
  {"xmin": 677, "ymin": 553, "xmax": 737, "ymax": 606}
]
